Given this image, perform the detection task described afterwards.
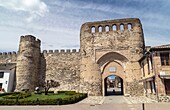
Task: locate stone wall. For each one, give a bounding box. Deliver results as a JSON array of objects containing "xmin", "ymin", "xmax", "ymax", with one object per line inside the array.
[
  {"xmin": 0, "ymin": 52, "xmax": 17, "ymax": 70},
  {"xmin": 126, "ymin": 81, "xmax": 144, "ymax": 96},
  {"xmin": 42, "ymin": 49, "xmax": 81, "ymax": 92},
  {"xmin": 0, "ymin": 52, "xmax": 17, "ymax": 64},
  {"xmin": 80, "ymin": 18, "xmax": 144, "ymax": 61}
]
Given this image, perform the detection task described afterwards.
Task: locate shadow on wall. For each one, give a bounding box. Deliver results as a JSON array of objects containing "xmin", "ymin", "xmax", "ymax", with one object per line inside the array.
[{"xmin": 38, "ymin": 54, "xmax": 46, "ymax": 89}]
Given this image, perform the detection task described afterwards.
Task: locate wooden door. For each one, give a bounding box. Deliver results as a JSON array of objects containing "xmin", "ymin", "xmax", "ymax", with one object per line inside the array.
[{"xmin": 165, "ymin": 79, "xmax": 170, "ymax": 95}]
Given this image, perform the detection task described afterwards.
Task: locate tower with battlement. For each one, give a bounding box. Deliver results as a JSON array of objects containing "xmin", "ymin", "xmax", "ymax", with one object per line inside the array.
[
  {"xmin": 15, "ymin": 35, "xmax": 41, "ymax": 91},
  {"xmin": 80, "ymin": 18, "xmax": 145, "ymax": 95}
]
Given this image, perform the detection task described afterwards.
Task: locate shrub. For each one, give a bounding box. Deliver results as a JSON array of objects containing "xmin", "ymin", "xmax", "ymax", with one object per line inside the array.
[
  {"xmin": 39, "ymin": 91, "xmax": 54, "ymax": 94},
  {"xmin": 0, "ymin": 99, "xmax": 16, "ymax": 105},
  {"xmin": 58, "ymin": 91, "xmax": 76, "ymax": 95},
  {"xmin": 0, "ymin": 92, "xmax": 20, "ymax": 97},
  {"xmin": 0, "ymin": 92, "xmax": 87, "ymax": 105},
  {"xmin": 2, "ymin": 92, "xmax": 31, "ymax": 99}
]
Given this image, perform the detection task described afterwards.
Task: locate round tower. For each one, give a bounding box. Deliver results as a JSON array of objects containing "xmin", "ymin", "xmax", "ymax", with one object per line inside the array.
[{"xmin": 15, "ymin": 35, "xmax": 41, "ymax": 91}]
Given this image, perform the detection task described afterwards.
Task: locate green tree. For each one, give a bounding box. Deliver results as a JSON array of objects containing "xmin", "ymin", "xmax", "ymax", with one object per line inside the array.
[{"xmin": 43, "ymin": 80, "xmax": 60, "ymax": 95}]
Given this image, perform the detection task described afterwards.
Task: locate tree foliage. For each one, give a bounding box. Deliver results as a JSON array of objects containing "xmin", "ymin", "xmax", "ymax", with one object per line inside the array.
[{"xmin": 43, "ymin": 80, "xmax": 60, "ymax": 95}]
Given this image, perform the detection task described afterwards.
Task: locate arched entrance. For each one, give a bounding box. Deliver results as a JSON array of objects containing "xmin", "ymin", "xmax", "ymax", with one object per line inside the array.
[
  {"xmin": 101, "ymin": 61, "xmax": 125, "ymax": 96},
  {"xmin": 104, "ymin": 75, "xmax": 123, "ymax": 96},
  {"xmin": 96, "ymin": 52, "xmax": 128, "ymax": 96}
]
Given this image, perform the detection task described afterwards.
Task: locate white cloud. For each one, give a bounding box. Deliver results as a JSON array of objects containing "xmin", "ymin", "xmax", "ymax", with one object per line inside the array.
[{"xmin": 0, "ymin": 0, "xmax": 49, "ymax": 22}]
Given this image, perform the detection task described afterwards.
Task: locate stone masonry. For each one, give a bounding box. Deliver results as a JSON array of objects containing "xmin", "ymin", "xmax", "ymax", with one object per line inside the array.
[
  {"xmin": 0, "ymin": 18, "xmax": 146, "ymax": 96},
  {"xmin": 15, "ymin": 36, "xmax": 41, "ymax": 91},
  {"xmin": 80, "ymin": 18, "xmax": 144, "ymax": 95}
]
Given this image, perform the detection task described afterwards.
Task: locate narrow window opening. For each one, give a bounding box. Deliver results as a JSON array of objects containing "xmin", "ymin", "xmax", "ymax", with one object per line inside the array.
[
  {"xmin": 128, "ymin": 24, "xmax": 132, "ymax": 30},
  {"xmin": 112, "ymin": 25, "xmax": 116, "ymax": 31},
  {"xmin": 91, "ymin": 27, "xmax": 95, "ymax": 33},
  {"xmin": 120, "ymin": 24, "xmax": 124, "ymax": 30},
  {"xmin": 105, "ymin": 26, "xmax": 109, "ymax": 32},
  {"xmin": 98, "ymin": 26, "xmax": 102, "ymax": 32}
]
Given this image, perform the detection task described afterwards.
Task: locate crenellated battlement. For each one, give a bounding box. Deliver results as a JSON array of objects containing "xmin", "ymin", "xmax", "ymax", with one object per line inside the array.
[
  {"xmin": 20, "ymin": 35, "xmax": 41, "ymax": 46},
  {"xmin": 0, "ymin": 51, "xmax": 17, "ymax": 59},
  {"xmin": 81, "ymin": 18, "xmax": 142, "ymax": 34},
  {"xmin": 42, "ymin": 49, "xmax": 80, "ymax": 55}
]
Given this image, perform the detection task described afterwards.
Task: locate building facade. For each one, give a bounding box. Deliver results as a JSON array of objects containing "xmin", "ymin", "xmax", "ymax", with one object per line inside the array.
[
  {"xmin": 0, "ymin": 18, "xmax": 169, "ymax": 100},
  {"xmin": 140, "ymin": 45, "xmax": 170, "ymax": 102},
  {"xmin": 0, "ymin": 64, "xmax": 16, "ymax": 92}
]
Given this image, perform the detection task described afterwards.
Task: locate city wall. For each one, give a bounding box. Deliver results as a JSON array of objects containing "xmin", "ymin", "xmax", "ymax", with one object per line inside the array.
[
  {"xmin": 0, "ymin": 18, "xmax": 146, "ymax": 96},
  {"xmin": 41, "ymin": 49, "xmax": 81, "ymax": 92}
]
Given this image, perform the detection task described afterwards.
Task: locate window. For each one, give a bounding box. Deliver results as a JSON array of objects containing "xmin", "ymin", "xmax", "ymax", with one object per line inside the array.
[
  {"xmin": 105, "ymin": 26, "xmax": 109, "ymax": 32},
  {"xmin": 91, "ymin": 26, "xmax": 95, "ymax": 33},
  {"xmin": 0, "ymin": 72, "xmax": 4, "ymax": 78},
  {"xmin": 128, "ymin": 23, "xmax": 132, "ymax": 30},
  {"xmin": 0, "ymin": 83, "xmax": 2, "ymax": 88},
  {"xmin": 98, "ymin": 26, "xmax": 102, "ymax": 32},
  {"xmin": 120, "ymin": 24, "xmax": 124, "ymax": 30},
  {"xmin": 112, "ymin": 25, "xmax": 116, "ymax": 31},
  {"xmin": 160, "ymin": 52, "xmax": 170, "ymax": 66}
]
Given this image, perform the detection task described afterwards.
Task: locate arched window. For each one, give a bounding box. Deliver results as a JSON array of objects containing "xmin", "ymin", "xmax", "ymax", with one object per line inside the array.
[
  {"xmin": 105, "ymin": 26, "xmax": 109, "ymax": 32},
  {"xmin": 120, "ymin": 24, "xmax": 124, "ymax": 30},
  {"xmin": 98, "ymin": 26, "xmax": 102, "ymax": 32},
  {"xmin": 91, "ymin": 26, "xmax": 95, "ymax": 33},
  {"xmin": 112, "ymin": 25, "xmax": 116, "ymax": 31},
  {"xmin": 128, "ymin": 23, "xmax": 132, "ymax": 30}
]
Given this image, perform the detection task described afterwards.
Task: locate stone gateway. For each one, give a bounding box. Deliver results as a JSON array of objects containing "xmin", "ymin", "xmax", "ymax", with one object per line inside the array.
[{"xmin": 0, "ymin": 18, "xmax": 145, "ymax": 96}]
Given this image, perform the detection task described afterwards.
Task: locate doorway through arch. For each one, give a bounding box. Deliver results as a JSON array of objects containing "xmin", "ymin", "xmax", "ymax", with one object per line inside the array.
[{"xmin": 104, "ymin": 75, "xmax": 123, "ymax": 96}]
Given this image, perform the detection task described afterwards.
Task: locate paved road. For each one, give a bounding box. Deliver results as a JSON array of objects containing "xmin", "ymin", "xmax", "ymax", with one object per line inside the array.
[
  {"xmin": 103, "ymin": 96, "xmax": 127, "ymax": 104},
  {"xmin": 0, "ymin": 103, "xmax": 170, "ymax": 110},
  {"xmin": 0, "ymin": 104, "xmax": 141, "ymax": 110},
  {"xmin": 0, "ymin": 96, "xmax": 169, "ymax": 110}
]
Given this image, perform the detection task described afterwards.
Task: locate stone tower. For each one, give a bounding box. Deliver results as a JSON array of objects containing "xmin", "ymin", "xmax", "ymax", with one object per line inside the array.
[
  {"xmin": 15, "ymin": 35, "xmax": 41, "ymax": 91},
  {"xmin": 80, "ymin": 18, "xmax": 145, "ymax": 96}
]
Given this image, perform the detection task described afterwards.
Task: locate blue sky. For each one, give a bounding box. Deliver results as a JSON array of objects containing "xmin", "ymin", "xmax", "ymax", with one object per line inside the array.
[
  {"xmin": 108, "ymin": 76, "xmax": 116, "ymax": 79},
  {"xmin": 0, "ymin": 0, "xmax": 170, "ymax": 52}
]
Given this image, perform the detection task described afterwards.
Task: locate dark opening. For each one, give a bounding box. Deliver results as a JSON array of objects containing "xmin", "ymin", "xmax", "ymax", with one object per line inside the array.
[
  {"xmin": 165, "ymin": 79, "xmax": 170, "ymax": 95},
  {"xmin": 0, "ymin": 72, "xmax": 4, "ymax": 78},
  {"xmin": 104, "ymin": 75, "xmax": 123, "ymax": 96},
  {"xmin": 160, "ymin": 52, "xmax": 170, "ymax": 66},
  {"xmin": 0, "ymin": 83, "xmax": 2, "ymax": 89}
]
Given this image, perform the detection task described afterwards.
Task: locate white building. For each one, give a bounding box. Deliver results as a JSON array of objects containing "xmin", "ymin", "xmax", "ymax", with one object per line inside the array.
[{"xmin": 0, "ymin": 70, "xmax": 15, "ymax": 92}]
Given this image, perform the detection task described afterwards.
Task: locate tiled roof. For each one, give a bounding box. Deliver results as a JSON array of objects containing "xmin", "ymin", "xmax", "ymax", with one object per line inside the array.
[{"xmin": 151, "ymin": 44, "xmax": 170, "ymax": 49}]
